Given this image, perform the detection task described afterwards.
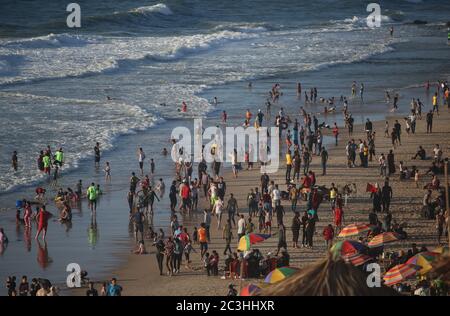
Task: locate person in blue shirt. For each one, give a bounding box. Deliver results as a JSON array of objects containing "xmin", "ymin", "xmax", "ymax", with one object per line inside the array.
[{"xmin": 106, "ymin": 278, "xmax": 122, "ymax": 296}]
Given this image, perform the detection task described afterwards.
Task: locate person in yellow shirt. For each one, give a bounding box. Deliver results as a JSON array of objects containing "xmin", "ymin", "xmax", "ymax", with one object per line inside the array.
[
  {"xmin": 285, "ymin": 151, "xmax": 292, "ymax": 183},
  {"xmin": 329, "ymin": 182, "xmax": 337, "ymax": 209},
  {"xmin": 432, "ymin": 92, "xmax": 439, "ymax": 115},
  {"xmin": 86, "ymin": 182, "xmax": 97, "ymax": 212}
]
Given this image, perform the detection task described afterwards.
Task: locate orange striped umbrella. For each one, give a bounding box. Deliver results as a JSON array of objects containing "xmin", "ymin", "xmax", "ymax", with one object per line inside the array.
[
  {"xmin": 368, "ymin": 232, "xmax": 399, "ymax": 248},
  {"xmin": 383, "ymin": 263, "xmax": 421, "ymax": 286},
  {"xmin": 338, "ymin": 223, "xmax": 371, "ymax": 237},
  {"xmin": 342, "ymin": 253, "xmax": 373, "ymax": 266}
]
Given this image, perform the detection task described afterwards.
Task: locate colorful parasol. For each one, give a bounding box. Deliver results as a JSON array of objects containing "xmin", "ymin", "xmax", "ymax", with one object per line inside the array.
[
  {"xmin": 330, "ymin": 240, "xmax": 367, "ymax": 259},
  {"xmin": 240, "ymin": 284, "xmax": 261, "ymax": 296},
  {"xmin": 342, "ymin": 253, "xmax": 373, "ymax": 266},
  {"xmin": 406, "ymin": 252, "xmax": 439, "ymax": 275},
  {"xmin": 383, "ymin": 263, "xmax": 421, "ymax": 286},
  {"xmin": 338, "ymin": 223, "xmax": 371, "ymax": 237},
  {"xmin": 431, "ymin": 246, "xmax": 449, "ymax": 255},
  {"xmin": 264, "ymin": 267, "xmax": 299, "ymax": 284},
  {"xmin": 368, "ymin": 232, "xmax": 399, "ymax": 248},
  {"xmin": 237, "ymin": 233, "xmax": 271, "ymax": 252}
]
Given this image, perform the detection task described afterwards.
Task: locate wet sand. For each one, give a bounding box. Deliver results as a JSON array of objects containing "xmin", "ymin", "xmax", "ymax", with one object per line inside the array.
[{"xmin": 70, "ymin": 103, "xmax": 450, "ymax": 296}]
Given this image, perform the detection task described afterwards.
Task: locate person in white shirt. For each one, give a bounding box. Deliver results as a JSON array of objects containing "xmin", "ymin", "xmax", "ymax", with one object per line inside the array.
[
  {"xmin": 433, "ymin": 144, "xmax": 442, "ymax": 161},
  {"xmin": 378, "ymin": 153, "xmax": 387, "ymax": 177},
  {"xmin": 214, "ymin": 197, "xmax": 224, "ymax": 229},
  {"xmin": 137, "ymin": 147, "xmax": 145, "ymax": 175},
  {"xmin": 271, "ymin": 184, "xmax": 281, "ymax": 208},
  {"xmin": 237, "ymin": 214, "xmax": 246, "ymax": 240}
]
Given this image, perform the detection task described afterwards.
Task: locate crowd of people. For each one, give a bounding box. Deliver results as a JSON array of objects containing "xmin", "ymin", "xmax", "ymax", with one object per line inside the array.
[{"xmin": 3, "ymin": 77, "xmax": 449, "ymax": 296}]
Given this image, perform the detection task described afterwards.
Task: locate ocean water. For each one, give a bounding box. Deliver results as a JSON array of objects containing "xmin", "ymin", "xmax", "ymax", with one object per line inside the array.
[{"xmin": 0, "ymin": 0, "xmax": 449, "ymax": 293}]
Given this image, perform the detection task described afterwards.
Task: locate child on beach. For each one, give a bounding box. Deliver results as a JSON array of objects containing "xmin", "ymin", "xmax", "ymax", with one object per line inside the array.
[
  {"xmin": 104, "ymin": 162, "xmax": 111, "ymax": 182},
  {"xmin": 133, "ymin": 240, "xmax": 147, "ymax": 255},
  {"xmin": 264, "ymin": 209, "xmax": 272, "ymax": 235}
]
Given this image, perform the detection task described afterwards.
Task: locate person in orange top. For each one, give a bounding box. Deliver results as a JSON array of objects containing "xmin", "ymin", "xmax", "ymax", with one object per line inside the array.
[
  {"xmin": 245, "ymin": 109, "xmax": 252, "ymax": 121},
  {"xmin": 198, "ymin": 223, "xmax": 208, "ymax": 258}
]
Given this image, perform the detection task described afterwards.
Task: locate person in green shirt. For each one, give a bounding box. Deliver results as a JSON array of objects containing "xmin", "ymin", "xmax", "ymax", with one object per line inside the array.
[
  {"xmin": 54, "ymin": 148, "xmax": 64, "ymax": 167},
  {"xmin": 87, "ymin": 183, "xmax": 97, "ymax": 211},
  {"xmin": 42, "ymin": 154, "xmax": 51, "ymax": 175}
]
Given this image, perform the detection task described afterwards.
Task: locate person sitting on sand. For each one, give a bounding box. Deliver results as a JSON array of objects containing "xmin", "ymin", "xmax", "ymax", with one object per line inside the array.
[
  {"xmin": 133, "ymin": 240, "xmax": 147, "ymax": 255},
  {"xmin": 412, "ymin": 146, "xmax": 427, "ymax": 160}
]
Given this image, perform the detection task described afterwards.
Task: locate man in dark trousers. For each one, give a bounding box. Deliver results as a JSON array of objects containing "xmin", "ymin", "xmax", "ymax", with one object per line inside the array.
[
  {"xmin": 381, "ymin": 181, "xmax": 393, "ymax": 213},
  {"xmin": 426, "ymin": 110, "xmax": 433, "ymax": 133},
  {"xmin": 320, "ymin": 147, "xmax": 328, "ymax": 176},
  {"xmin": 394, "ymin": 120, "xmax": 402, "ymax": 145}
]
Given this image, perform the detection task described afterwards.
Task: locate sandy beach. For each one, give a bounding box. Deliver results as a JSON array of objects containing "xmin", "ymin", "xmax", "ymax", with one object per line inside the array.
[{"xmin": 68, "ymin": 100, "xmax": 450, "ymax": 296}]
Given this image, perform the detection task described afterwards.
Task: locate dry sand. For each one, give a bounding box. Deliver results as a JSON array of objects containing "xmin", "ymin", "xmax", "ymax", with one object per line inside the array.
[{"xmin": 71, "ymin": 108, "xmax": 450, "ymax": 296}]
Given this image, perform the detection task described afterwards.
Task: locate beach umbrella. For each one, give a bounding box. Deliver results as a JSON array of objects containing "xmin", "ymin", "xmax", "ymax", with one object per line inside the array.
[
  {"xmin": 237, "ymin": 233, "xmax": 271, "ymax": 252},
  {"xmin": 368, "ymin": 232, "xmax": 399, "ymax": 248},
  {"xmin": 383, "ymin": 263, "xmax": 421, "ymax": 286},
  {"xmin": 342, "ymin": 253, "xmax": 373, "ymax": 267},
  {"xmin": 240, "ymin": 284, "xmax": 261, "ymax": 296},
  {"xmin": 264, "ymin": 267, "xmax": 299, "ymax": 284},
  {"xmin": 258, "ymin": 255, "xmax": 399, "ymax": 296},
  {"xmin": 431, "ymin": 246, "xmax": 449, "ymax": 255},
  {"xmin": 338, "ymin": 223, "xmax": 371, "ymax": 238},
  {"xmin": 330, "ymin": 240, "xmax": 367, "ymax": 259},
  {"xmin": 406, "ymin": 252, "xmax": 440, "ymax": 275}
]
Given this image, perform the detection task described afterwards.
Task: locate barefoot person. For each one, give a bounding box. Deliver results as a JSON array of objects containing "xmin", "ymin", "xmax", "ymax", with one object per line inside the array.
[{"xmin": 35, "ymin": 206, "xmax": 51, "ymax": 241}]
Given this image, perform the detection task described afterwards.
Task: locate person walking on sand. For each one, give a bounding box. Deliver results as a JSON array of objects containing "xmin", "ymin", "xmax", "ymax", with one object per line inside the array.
[
  {"xmin": 237, "ymin": 214, "xmax": 246, "ymax": 241},
  {"xmin": 387, "ymin": 150, "xmax": 396, "ymax": 176},
  {"xmin": 381, "ymin": 181, "xmax": 393, "ymax": 213},
  {"xmin": 320, "ymin": 147, "xmax": 328, "ymax": 176},
  {"xmin": 275, "ymin": 223, "xmax": 287, "ymax": 256},
  {"xmin": 332, "ymin": 123, "xmax": 339, "ymax": 146},
  {"xmin": 432, "ymin": 92, "xmax": 439, "ymax": 115},
  {"xmin": 426, "ymin": 110, "xmax": 433, "ymax": 133},
  {"xmin": 198, "ymin": 223, "xmax": 208, "ymax": 259},
  {"xmin": 226, "ymin": 193, "xmax": 238, "ymax": 227},
  {"xmin": 154, "ymin": 239, "xmax": 165, "ymax": 275},
  {"xmin": 291, "ymin": 212, "xmax": 301, "ymax": 248},
  {"xmin": 222, "ymin": 219, "xmax": 233, "ymax": 255},
  {"xmin": 164, "ymin": 237, "xmax": 175, "ymax": 276},
  {"xmin": 35, "ymin": 206, "xmax": 51, "ymax": 240}
]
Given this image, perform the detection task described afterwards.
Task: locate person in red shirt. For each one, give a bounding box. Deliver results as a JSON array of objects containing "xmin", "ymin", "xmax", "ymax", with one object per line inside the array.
[
  {"xmin": 322, "ymin": 224, "xmax": 335, "ymax": 249},
  {"xmin": 332, "ymin": 123, "xmax": 339, "ymax": 146},
  {"xmin": 333, "ymin": 206, "xmax": 344, "ymax": 234},
  {"xmin": 35, "ymin": 206, "xmax": 52, "ymax": 241},
  {"xmin": 302, "ymin": 175, "xmax": 312, "ymax": 189},
  {"xmin": 180, "ymin": 181, "xmax": 191, "ymax": 213},
  {"xmin": 308, "ymin": 171, "xmax": 316, "ymax": 186}
]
